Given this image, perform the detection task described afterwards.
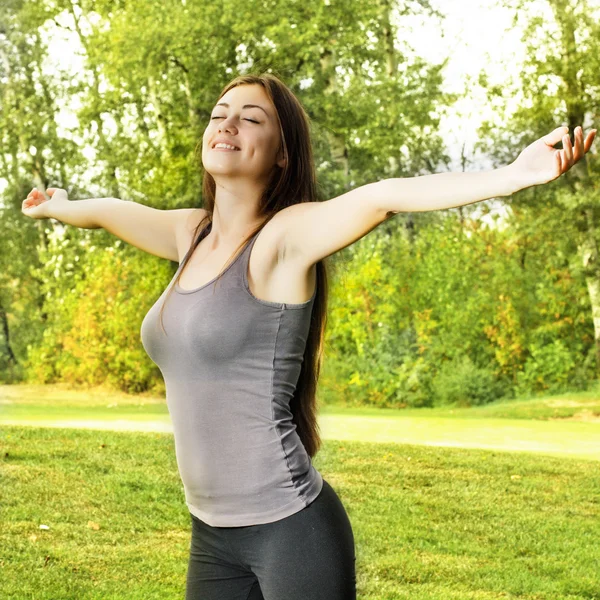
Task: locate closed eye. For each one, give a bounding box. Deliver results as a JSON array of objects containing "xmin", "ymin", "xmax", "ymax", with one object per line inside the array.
[{"xmin": 211, "ymin": 117, "xmax": 259, "ymax": 123}]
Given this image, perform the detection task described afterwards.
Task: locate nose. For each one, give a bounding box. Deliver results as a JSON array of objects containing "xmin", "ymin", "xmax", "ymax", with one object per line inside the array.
[{"xmin": 218, "ymin": 118, "xmax": 237, "ymax": 134}]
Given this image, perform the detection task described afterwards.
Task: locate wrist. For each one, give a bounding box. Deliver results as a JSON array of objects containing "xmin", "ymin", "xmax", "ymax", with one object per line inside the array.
[
  {"xmin": 504, "ymin": 163, "xmax": 533, "ymax": 194},
  {"xmin": 45, "ymin": 199, "xmax": 67, "ymax": 222}
]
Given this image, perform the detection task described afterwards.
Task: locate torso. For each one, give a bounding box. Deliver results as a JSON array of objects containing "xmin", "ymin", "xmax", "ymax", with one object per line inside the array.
[{"xmin": 176, "ymin": 209, "xmax": 317, "ymax": 304}]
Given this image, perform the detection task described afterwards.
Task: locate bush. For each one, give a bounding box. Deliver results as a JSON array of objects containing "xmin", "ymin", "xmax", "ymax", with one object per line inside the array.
[
  {"xmin": 318, "ymin": 351, "xmax": 435, "ymax": 409},
  {"xmin": 515, "ymin": 339, "xmax": 578, "ymax": 396},
  {"xmin": 431, "ymin": 355, "xmax": 504, "ymax": 407},
  {"xmin": 23, "ymin": 240, "xmax": 171, "ymax": 393}
]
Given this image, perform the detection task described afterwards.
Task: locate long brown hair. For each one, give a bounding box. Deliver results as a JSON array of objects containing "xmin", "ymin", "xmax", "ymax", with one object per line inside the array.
[{"xmin": 157, "ymin": 73, "xmax": 329, "ymax": 458}]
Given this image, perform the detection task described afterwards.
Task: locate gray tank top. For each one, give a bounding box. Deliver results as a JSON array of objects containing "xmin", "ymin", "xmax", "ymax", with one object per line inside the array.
[{"xmin": 140, "ymin": 224, "xmax": 323, "ymax": 527}]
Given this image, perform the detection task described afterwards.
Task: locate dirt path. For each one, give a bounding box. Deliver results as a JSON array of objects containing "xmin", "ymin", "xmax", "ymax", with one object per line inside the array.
[{"xmin": 3, "ymin": 414, "xmax": 599, "ymax": 462}]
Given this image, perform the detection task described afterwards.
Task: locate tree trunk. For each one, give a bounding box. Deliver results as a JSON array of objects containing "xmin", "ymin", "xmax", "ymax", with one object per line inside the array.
[
  {"xmin": 68, "ymin": 0, "xmax": 121, "ymax": 199},
  {"xmin": 577, "ymin": 207, "xmax": 600, "ymax": 372},
  {"xmin": 550, "ymin": 0, "xmax": 599, "ymax": 373},
  {"xmin": 147, "ymin": 74, "xmax": 170, "ymax": 158},
  {"xmin": 319, "ymin": 45, "xmax": 349, "ymax": 182},
  {"xmin": 0, "ymin": 302, "xmax": 17, "ymax": 365}
]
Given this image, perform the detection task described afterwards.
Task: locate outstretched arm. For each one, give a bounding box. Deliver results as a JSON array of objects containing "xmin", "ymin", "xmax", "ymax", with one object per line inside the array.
[
  {"xmin": 271, "ymin": 125, "xmax": 596, "ymax": 268},
  {"xmin": 377, "ymin": 125, "xmax": 596, "ymax": 214}
]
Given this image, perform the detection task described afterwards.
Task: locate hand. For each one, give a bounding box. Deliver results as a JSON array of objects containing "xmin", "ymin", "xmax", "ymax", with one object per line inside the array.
[
  {"xmin": 22, "ymin": 187, "xmax": 70, "ymax": 220},
  {"xmin": 511, "ymin": 125, "xmax": 597, "ymax": 188}
]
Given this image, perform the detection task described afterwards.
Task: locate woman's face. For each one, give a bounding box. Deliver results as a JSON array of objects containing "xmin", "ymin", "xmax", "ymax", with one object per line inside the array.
[{"xmin": 201, "ymin": 84, "xmax": 286, "ymax": 182}]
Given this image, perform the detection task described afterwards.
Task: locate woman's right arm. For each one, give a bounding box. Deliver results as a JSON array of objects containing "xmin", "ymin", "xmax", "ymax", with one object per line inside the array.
[{"xmin": 22, "ymin": 187, "xmax": 206, "ymax": 262}]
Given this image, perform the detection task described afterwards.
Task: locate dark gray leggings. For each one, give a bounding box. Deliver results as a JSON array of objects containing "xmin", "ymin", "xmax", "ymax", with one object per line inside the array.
[{"xmin": 185, "ymin": 479, "xmax": 357, "ymax": 599}]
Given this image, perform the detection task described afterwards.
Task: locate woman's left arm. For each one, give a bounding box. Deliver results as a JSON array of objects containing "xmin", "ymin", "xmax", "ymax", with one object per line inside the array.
[
  {"xmin": 378, "ymin": 125, "xmax": 597, "ymax": 214},
  {"xmin": 271, "ymin": 126, "xmax": 596, "ymax": 268}
]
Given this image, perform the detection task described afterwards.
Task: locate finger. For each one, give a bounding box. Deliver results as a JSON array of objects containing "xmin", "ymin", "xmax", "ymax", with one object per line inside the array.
[
  {"xmin": 543, "ymin": 126, "xmax": 569, "ymax": 147},
  {"xmin": 557, "ymin": 151, "xmax": 564, "ymax": 174},
  {"xmin": 563, "ymin": 134, "xmax": 573, "ymax": 169},
  {"xmin": 573, "ymin": 126, "xmax": 583, "ymax": 162},
  {"xmin": 585, "ymin": 130, "xmax": 597, "ymax": 153},
  {"xmin": 563, "ymin": 134, "xmax": 574, "ymax": 166}
]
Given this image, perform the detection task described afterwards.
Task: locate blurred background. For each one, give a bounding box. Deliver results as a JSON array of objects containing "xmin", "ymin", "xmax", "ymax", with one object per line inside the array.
[{"xmin": 1, "ymin": 0, "xmax": 600, "ymax": 409}]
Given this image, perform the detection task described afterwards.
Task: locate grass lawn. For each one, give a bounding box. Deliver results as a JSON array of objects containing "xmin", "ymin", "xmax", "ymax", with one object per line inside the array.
[{"xmin": 1, "ymin": 383, "xmax": 599, "ymax": 599}]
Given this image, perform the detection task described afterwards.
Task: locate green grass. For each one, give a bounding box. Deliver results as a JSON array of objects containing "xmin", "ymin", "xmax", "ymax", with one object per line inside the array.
[{"xmin": 1, "ymin": 424, "xmax": 599, "ymax": 599}]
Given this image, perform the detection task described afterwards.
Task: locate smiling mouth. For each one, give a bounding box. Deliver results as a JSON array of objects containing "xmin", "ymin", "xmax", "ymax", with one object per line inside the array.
[{"xmin": 212, "ymin": 144, "xmax": 241, "ymax": 151}]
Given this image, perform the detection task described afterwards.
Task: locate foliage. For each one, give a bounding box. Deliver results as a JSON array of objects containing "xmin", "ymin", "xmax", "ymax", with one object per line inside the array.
[
  {"xmin": 22, "ymin": 229, "xmax": 170, "ymax": 393},
  {"xmin": 1, "ymin": 0, "xmax": 599, "ymax": 406},
  {"xmin": 324, "ymin": 208, "xmax": 595, "ymax": 408},
  {"xmin": 431, "ymin": 355, "xmax": 505, "ymax": 407}
]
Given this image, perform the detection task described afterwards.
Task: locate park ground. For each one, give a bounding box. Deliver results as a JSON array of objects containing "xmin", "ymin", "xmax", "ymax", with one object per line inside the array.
[{"xmin": 1, "ymin": 383, "xmax": 599, "ymax": 599}]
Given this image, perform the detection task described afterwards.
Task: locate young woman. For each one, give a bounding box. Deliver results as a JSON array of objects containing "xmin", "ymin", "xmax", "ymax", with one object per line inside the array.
[{"xmin": 22, "ymin": 73, "xmax": 595, "ymax": 599}]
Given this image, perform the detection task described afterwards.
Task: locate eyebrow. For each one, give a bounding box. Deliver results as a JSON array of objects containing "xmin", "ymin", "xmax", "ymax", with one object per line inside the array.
[{"xmin": 215, "ymin": 102, "xmax": 269, "ymax": 118}]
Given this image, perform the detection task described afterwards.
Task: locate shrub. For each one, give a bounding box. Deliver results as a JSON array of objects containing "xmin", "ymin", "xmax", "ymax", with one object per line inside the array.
[
  {"xmin": 431, "ymin": 355, "xmax": 504, "ymax": 407},
  {"xmin": 515, "ymin": 339, "xmax": 578, "ymax": 396}
]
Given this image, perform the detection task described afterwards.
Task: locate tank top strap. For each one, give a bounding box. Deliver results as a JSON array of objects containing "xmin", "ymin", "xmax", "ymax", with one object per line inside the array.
[
  {"xmin": 232, "ymin": 229, "xmax": 261, "ymax": 276},
  {"xmin": 244, "ymin": 229, "xmax": 261, "ymax": 256},
  {"xmin": 175, "ymin": 223, "xmax": 259, "ymax": 294},
  {"xmin": 179, "ymin": 223, "xmax": 261, "ymax": 287}
]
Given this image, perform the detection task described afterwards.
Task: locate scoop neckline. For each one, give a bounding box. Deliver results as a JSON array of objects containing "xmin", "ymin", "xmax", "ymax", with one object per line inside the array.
[{"xmin": 174, "ymin": 232, "xmax": 258, "ymax": 295}]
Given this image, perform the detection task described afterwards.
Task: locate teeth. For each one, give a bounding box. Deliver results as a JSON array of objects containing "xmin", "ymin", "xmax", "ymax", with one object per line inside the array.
[{"xmin": 214, "ymin": 143, "xmax": 239, "ymax": 150}]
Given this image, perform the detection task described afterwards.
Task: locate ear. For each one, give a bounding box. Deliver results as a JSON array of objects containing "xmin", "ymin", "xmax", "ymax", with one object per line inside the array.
[{"xmin": 276, "ymin": 145, "xmax": 287, "ymax": 169}]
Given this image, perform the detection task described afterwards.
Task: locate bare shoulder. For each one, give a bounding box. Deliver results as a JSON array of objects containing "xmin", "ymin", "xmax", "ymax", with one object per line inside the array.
[
  {"xmin": 176, "ymin": 208, "xmax": 210, "ymax": 259},
  {"xmin": 182, "ymin": 207, "xmax": 210, "ymax": 239}
]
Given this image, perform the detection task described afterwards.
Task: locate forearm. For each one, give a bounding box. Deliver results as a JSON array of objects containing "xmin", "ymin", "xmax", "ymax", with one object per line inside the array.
[
  {"xmin": 48, "ymin": 197, "xmax": 119, "ymax": 229},
  {"xmin": 377, "ymin": 165, "xmax": 525, "ymax": 214}
]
